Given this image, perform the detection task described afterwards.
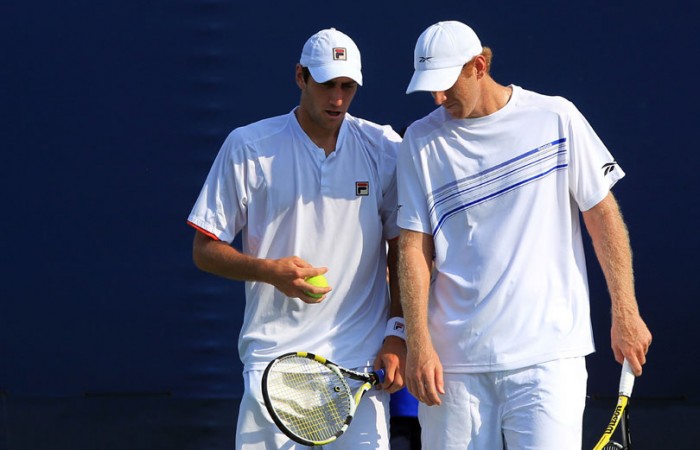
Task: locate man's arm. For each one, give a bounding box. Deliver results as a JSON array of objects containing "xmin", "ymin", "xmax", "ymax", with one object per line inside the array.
[
  {"xmin": 192, "ymin": 230, "xmax": 331, "ymax": 302},
  {"xmin": 398, "ymin": 228, "xmax": 444, "ymax": 405},
  {"xmin": 387, "ymin": 237, "xmax": 402, "ymax": 318},
  {"xmin": 375, "ymin": 236, "xmax": 407, "ymax": 393},
  {"xmin": 582, "ymin": 192, "xmax": 652, "ymax": 375}
]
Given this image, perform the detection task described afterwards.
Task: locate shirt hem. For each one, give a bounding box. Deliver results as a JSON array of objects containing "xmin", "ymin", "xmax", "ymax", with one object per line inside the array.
[{"xmin": 441, "ymin": 347, "xmax": 595, "ymax": 374}]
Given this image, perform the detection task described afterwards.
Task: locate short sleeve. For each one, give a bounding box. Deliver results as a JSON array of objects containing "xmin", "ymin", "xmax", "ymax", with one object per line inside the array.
[
  {"xmin": 187, "ymin": 132, "xmax": 252, "ymax": 243},
  {"xmin": 397, "ymin": 128, "xmax": 433, "ymax": 234},
  {"xmin": 378, "ymin": 126, "xmax": 402, "ymax": 241},
  {"xmin": 566, "ymin": 103, "xmax": 625, "ymax": 212}
]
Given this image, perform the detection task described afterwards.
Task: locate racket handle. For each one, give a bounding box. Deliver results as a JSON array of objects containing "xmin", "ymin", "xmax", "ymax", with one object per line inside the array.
[
  {"xmin": 373, "ymin": 368, "xmax": 385, "ymax": 385},
  {"xmin": 619, "ymin": 359, "xmax": 635, "ymax": 397}
]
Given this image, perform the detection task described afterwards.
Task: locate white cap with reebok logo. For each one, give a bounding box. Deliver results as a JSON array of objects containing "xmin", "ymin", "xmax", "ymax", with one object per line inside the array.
[{"xmin": 407, "ymin": 21, "xmax": 482, "ymax": 94}]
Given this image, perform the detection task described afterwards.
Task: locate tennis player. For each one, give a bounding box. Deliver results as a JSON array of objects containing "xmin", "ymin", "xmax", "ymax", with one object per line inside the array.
[
  {"xmin": 187, "ymin": 28, "xmax": 405, "ymax": 449},
  {"xmin": 397, "ymin": 20, "xmax": 652, "ymax": 449}
]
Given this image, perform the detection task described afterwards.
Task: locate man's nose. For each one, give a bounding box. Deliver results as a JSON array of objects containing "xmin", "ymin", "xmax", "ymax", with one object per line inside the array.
[
  {"xmin": 330, "ymin": 87, "xmax": 344, "ymax": 106},
  {"xmin": 432, "ymin": 91, "xmax": 446, "ymax": 105}
]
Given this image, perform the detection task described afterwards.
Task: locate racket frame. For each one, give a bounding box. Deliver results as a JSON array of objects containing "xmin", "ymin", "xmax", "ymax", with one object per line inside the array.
[{"xmin": 261, "ymin": 351, "xmax": 384, "ymax": 446}]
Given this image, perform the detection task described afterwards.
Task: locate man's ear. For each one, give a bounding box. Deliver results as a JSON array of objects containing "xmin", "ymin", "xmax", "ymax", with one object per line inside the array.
[
  {"xmin": 474, "ymin": 55, "xmax": 487, "ymax": 79},
  {"xmin": 295, "ymin": 63, "xmax": 306, "ymax": 89}
]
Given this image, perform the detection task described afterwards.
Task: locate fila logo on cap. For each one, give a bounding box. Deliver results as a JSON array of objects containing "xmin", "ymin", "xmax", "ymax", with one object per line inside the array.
[
  {"xmin": 333, "ymin": 47, "xmax": 347, "ymax": 60},
  {"xmin": 355, "ymin": 181, "xmax": 369, "ymax": 196}
]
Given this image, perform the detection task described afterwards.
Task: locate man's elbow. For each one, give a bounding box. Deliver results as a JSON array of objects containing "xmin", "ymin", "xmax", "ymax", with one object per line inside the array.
[
  {"xmin": 192, "ymin": 248, "xmax": 208, "ymax": 272},
  {"xmin": 191, "ymin": 232, "xmax": 216, "ymax": 272}
]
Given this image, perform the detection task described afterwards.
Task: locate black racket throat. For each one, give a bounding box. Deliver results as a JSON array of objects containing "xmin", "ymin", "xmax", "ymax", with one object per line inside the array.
[
  {"xmin": 619, "ymin": 405, "xmax": 631, "ymax": 449},
  {"xmin": 601, "ymin": 396, "xmax": 632, "ymax": 450}
]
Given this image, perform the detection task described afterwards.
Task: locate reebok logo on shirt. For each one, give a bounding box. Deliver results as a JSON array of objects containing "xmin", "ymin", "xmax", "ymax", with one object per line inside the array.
[{"xmin": 602, "ymin": 161, "xmax": 617, "ymax": 176}]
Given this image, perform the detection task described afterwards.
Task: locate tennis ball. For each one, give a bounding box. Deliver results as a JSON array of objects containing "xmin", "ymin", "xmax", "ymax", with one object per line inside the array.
[{"xmin": 305, "ymin": 274, "xmax": 329, "ymax": 298}]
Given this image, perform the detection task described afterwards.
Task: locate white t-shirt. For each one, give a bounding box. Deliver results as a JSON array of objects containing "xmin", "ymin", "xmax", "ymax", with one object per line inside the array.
[
  {"xmin": 189, "ymin": 109, "xmax": 401, "ymax": 371},
  {"xmin": 398, "ymin": 85, "xmax": 624, "ymax": 372}
]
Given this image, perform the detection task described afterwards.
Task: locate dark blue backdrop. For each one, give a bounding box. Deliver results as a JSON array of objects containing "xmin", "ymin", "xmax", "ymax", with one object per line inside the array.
[{"xmin": 2, "ymin": 0, "xmax": 698, "ymax": 448}]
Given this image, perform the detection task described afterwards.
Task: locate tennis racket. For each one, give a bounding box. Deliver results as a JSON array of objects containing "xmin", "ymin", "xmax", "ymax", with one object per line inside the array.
[
  {"xmin": 261, "ymin": 351, "xmax": 385, "ymax": 447},
  {"xmin": 592, "ymin": 359, "xmax": 636, "ymax": 450}
]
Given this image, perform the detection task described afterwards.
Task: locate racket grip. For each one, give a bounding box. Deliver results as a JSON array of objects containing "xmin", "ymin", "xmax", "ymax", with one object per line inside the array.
[
  {"xmin": 619, "ymin": 359, "xmax": 635, "ymax": 397},
  {"xmin": 373, "ymin": 368, "xmax": 385, "ymax": 385}
]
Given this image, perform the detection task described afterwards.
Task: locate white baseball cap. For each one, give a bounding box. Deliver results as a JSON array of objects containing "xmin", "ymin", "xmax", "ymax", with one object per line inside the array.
[
  {"xmin": 300, "ymin": 28, "xmax": 363, "ymax": 86},
  {"xmin": 406, "ymin": 21, "xmax": 483, "ymax": 94}
]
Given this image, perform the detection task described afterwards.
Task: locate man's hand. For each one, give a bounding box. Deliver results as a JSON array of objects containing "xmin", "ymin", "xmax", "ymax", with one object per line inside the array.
[
  {"xmin": 611, "ymin": 313, "xmax": 652, "ymax": 376},
  {"xmin": 263, "ymin": 256, "xmax": 332, "ymax": 303},
  {"xmin": 405, "ymin": 339, "xmax": 444, "ymax": 406},
  {"xmin": 374, "ymin": 336, "xmax": 406, "ymax": 394}
]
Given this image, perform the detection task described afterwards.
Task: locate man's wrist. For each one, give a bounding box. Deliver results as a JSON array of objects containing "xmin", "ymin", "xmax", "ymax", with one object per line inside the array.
[{"xmin": 384, "ymin": 316, "xmax": 406, "ymax": 340}]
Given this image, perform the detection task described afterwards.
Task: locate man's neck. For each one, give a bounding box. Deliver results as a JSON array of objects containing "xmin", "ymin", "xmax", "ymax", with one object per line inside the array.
[
  {"xmin": 294, "ymin": 108, "xmax": 339, "ymax": 156},
  {"xmin": 477, "ymin": 77, "xmax": 512, "ymax": 117}
]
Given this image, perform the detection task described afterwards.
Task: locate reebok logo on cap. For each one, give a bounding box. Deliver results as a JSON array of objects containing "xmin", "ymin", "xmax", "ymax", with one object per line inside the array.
[{"xmin": 406, "ymin": 21, "xmax": 483, "ymax": 94}]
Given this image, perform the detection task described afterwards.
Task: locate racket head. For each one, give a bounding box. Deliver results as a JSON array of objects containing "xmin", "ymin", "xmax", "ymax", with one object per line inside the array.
[{"xmin": 261, "ymin": 352, "xmax": 355, "ymax": 446}]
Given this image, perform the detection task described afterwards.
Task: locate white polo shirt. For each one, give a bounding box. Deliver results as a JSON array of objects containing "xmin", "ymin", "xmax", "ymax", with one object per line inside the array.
[
  {"xmin": 398, "ymin": 85, "xmax": 624, "ymax": 372},
  {"xmin": 189, "ymin": 109, "xmax": 401, "ymax": 371}
]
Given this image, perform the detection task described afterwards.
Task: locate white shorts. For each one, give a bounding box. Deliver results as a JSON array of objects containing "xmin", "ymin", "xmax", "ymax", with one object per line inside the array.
[
  {"xmin": 236, "ymin": 368, "xmax": 390, "ymax": 450},
  {"xmin": 418, "ymin": 357, "xmax": 588, "ymax": 450}
]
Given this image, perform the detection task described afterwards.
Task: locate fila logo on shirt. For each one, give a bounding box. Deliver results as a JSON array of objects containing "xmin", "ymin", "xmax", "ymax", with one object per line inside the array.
[
  {"xmin": 333, "ymin": 47, "xmax": 347, "ymax": 60},
  {"xmin": 355, "ymin": 181, "xmax": 369, "ymax": 196},
  {"xmin": 602, "ymin": 161, "xmax": 617, "ymax": 176}
]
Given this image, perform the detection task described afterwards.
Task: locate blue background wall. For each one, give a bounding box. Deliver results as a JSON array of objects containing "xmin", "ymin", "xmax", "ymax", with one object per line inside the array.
[{"xmin": 2, "ymin": 0, "xmax": 698, "ymax": 448}]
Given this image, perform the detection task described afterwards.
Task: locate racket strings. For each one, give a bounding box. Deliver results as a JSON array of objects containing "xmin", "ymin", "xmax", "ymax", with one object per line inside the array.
[{"xmin": 267, "ymin": 357, "xmax": 352, "ymax": 442}]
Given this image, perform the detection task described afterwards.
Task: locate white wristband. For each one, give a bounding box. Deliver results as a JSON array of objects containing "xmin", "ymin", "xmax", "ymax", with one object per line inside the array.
[{"xmin": 384, "ymin": 317, "xmax": 406, "ymax": 340}]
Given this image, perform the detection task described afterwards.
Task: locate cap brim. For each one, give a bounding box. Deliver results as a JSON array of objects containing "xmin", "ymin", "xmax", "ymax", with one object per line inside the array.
[
  {"xmin": 309, "ymin": 66, "xmax": 363, "ymax": 86},
  {"xmin": 406, "ymin": 66, "xmax": 462, "ymax": 94}
]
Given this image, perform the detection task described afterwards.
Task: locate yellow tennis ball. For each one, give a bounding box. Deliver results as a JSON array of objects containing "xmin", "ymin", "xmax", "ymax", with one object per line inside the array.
[{"xmin": 305, "ymin": 274, "xmax": 329, "ymax": 298}]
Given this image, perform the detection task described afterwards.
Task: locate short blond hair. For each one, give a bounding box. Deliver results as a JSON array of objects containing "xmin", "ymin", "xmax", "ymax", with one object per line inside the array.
[{"xmin": 482, "ymin": 47, "xmax": 493, "ymax": 72}]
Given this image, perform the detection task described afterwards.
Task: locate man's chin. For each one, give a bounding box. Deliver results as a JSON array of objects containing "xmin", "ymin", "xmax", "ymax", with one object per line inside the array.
[{"xmin": 444, "ymin": 106, "xmax": 463, "ymax": 119}]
